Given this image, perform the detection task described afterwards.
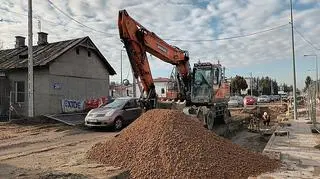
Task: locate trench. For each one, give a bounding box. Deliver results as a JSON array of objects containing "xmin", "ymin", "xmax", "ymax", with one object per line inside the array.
[{"xmin": 211, "ymin": 121, "xmax": 271, "ymax": 153}]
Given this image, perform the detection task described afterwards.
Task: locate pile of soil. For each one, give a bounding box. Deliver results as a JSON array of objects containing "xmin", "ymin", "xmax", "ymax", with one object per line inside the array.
[{"xmin": 87, "ymin": 109, "xmax": 280, "ymax": 178}]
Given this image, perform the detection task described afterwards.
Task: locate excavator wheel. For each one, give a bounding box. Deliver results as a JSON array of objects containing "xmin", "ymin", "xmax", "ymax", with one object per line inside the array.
[
  {"xmin": 206, "ymin": 111, "xmax": 215, "ymax": 130},
  {"xmin": 223, "ymin": 109, "xmax": 232, "ymax": 124},
  {"xmin": 196, "ymin": 108, "xmax": 207, "ymax": 127}
]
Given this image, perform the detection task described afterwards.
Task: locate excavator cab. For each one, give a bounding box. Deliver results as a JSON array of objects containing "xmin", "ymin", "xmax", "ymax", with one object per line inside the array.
[{"xmin": 191, "ymin": 62, "xmax": 222, "ymax": 105}]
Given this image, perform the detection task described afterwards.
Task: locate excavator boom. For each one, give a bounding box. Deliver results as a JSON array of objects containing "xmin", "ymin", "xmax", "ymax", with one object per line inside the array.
[{"xmin": 118, "ymin": 10, "xmax": 190, "ymax": 109}]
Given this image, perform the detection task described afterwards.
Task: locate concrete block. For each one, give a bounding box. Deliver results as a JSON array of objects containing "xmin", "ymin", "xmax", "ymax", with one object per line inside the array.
[
  {"xmin": 274, "ymin": 130, "xmax": 289, "ymax": 137},
  {"xmin": 263, "ymin": 150, "xmax": 281, "ymax": 160}
]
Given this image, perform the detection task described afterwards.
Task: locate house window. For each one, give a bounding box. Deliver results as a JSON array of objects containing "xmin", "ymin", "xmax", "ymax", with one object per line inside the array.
[
  {"xmin": 88, "ymin": 50, "xmax": 91, "ymax": 57},
  {"xmin": 14, "ymin": 81, "xmax": 25, "ymax": 103},
  {"xmin": 161, "ymin": 88, "xmax": 165, "ymax": 94},
  {"xmin": 76, "ymin": 48, "xmax": 80, "ymax": 55}
]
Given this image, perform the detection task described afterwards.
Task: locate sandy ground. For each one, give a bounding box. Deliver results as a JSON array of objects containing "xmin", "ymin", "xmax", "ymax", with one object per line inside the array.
[
  {"xmin": 0, "ymin": 104, "xmax": 284, "ymax": 179},
  {"xmin": 0, "ymin": 122, "xmax": 122, "ymax": 179}
]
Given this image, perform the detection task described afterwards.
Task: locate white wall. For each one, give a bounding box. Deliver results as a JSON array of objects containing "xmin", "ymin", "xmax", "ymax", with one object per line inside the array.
[{"xmin": 154, "ymin": 81, "xmax": 167, "ymax": 97}]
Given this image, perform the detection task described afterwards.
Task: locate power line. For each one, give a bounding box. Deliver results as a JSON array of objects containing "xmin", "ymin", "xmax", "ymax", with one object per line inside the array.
[
  {"xmin": 47, "ymin": 0, "xmax": 117, "ymax": 37},
  {"xmin": 2, "ymin": 6, "xmax": 292, "ymax": 45},
  {"xmin": 163, "ymin": 23, "xmax": 290, "ymax": 42},
  {"xmin": 293, "ymin": 27, "xmax": 320, "ymax": 51},
  {"xmin": 0, "ymin": 8, "xmax": 28, "ymax": 17},
  {"xmin": 0, "ymin": 8, "xmax": 118, "ymax": 38}
]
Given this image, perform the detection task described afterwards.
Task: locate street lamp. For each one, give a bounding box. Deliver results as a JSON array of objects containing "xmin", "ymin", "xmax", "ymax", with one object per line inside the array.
[{"xmin": 304, "ymin": 54, "xmax": 318, "ymax": 97}]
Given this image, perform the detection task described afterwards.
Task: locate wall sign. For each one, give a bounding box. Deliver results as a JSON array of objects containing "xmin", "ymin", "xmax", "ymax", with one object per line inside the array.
[{"xmin": 61, "ymin": 99, "xmax": 84, "ymax": 113}]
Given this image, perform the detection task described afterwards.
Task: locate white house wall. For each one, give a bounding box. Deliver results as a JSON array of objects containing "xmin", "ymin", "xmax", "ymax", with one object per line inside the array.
[
  {"xmin": 48, "ymin": 46, "xmax": 110, "ymax": 114},
  {"xmin": 154, "ymin": 81, "xmax": 167, "ymax": 98}
]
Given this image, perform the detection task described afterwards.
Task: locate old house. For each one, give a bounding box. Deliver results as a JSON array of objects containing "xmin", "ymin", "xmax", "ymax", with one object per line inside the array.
[
  {"xmin": 0, "ymin": 33, "xmax": 116, "ymax": 117},
  {"xmin": 153, "ymin": 77, "xmax": 170, "ymax": 98}
]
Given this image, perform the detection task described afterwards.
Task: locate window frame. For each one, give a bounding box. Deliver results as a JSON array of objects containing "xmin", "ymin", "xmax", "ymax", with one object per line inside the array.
[
  {"xmin": 14, "ymin": 81, "xmax": 25, "ymax": 103},
  {"xmin": 124, "ymin": 99, "xmax": 138, "ymax": 109}
]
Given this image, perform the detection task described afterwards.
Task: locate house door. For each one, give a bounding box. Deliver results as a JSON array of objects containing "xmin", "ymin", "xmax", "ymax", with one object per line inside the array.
[{"xmin": 0, "ymin": 77, "xmax": 10, "ymax": 120}]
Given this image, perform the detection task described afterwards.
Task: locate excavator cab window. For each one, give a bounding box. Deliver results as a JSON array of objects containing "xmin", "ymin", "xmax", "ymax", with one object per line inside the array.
[
  {"xmin": 194, "ymin": 68, "xmax": 212, "ymax": 86},
  {"xmin": 191, "ymin": 68, "xmax": 213, "ymax": 103},
  {"xmin": 213, "ymin": 67, "xmax": 220, "ymax": 85}
]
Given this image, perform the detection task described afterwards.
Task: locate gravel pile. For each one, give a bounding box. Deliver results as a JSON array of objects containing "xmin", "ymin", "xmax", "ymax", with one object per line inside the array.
[{"xmin": 87, "ymin": 109, "xmax": 280, "ymax": 179}]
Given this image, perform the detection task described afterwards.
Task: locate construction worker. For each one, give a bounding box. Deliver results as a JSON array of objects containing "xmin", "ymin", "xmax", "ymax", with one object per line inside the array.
[{"xmin": 262, "ymin": 112, "xmax": 270, "ymax": 126}]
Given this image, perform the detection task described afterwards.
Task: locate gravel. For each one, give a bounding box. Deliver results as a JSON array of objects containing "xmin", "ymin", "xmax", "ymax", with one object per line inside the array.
[{"xmin": 87, "ymin": 109, "xmax": 280, "ymax": 179}]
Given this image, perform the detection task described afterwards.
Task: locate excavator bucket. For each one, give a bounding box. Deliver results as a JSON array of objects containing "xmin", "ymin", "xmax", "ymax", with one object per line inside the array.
[
  {"xmin": 172, "ymin": 100, "xmax": 187, "ymax": 110},
  {"xmin": 157, "ymin": 99, "xmax": 186, "ymax": 110},
  {"xmin": 157, "ymin": 99, "xmax": 174, "ymax": 109}
]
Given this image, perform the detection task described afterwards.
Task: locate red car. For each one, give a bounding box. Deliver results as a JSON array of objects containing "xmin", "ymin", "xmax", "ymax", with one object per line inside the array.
[{"xmin": 243, "ymin": 96, "xmax": 257, "ymax": 105}]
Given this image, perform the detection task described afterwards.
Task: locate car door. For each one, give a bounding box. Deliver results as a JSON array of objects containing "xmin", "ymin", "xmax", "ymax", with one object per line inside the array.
[
  {"xmin": 122, "ymin": 99, "xmax": 141, "ymax": 122},
  {"xmin": 131, "ymin": 99, "xmax": 142, "ymax": 119},
  {"xmin": 122, "ymin": 100, "xmax": 134, "ymax": 123}
]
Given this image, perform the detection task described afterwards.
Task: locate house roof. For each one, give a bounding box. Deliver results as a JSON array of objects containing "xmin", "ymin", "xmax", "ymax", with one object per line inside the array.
[{"xmin": 0, "ymin": 36, "xmax": 116, "ymax": 75}]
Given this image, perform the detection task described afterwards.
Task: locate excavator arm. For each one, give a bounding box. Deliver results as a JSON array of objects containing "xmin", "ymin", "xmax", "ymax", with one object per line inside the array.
[{"xmin": 118, "ymin": 10, "xmax": 190, "ymax": 109}]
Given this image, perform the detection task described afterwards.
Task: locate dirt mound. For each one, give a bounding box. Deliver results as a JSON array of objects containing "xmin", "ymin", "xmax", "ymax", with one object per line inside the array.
[{"xmin": 87, "ymin": 109, "xmax": 280, "ymax": 179}]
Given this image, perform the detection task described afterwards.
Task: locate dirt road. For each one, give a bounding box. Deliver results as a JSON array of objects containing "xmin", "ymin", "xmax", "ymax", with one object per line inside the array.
[
  {"xmin": 0, "ymin": 122, "xmax": 122, "ymax": 179},
  {"xmin": 0, "ymin": 109, "xmax": 276, "ymax": 178}
]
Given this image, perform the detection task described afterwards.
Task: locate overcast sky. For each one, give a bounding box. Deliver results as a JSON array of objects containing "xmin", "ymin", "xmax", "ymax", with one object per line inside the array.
[{"xmin": 0, "ymin": 0, "xmax": 319, "ymax": 89}]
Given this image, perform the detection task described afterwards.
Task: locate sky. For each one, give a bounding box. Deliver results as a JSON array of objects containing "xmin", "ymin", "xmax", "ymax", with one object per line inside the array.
[{"xmin": 0, "ymin": 0, "xmax": 319, "ymax": 89}]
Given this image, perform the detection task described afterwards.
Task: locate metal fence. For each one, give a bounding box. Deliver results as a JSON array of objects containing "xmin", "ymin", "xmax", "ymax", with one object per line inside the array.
[{"xmin": 306, "ymin": 82, "xmax": 319, "ymax": 131}]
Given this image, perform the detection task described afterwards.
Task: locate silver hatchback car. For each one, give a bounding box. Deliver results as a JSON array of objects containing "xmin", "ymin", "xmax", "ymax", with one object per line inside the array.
[{"xmin": 85, "ymin": 97, "xmax": 142, "ymax": 130}]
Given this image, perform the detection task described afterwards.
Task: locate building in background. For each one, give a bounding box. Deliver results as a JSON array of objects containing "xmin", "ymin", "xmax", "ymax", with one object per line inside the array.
[
  {"xmin": 153, "ymin": 77, "xmax": 170, "ymax": 98},
  {"xmin": 0, "ymin": 33, "xmax": 115, "ymax": 117},
  {"xmin": 110, "ymin": 77, "xmax": 170, "ymax": 98}
]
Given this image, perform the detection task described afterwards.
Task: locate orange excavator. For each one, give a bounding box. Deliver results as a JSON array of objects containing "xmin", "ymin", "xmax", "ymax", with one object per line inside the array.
[{"xmin": 118, "ymin": 10, "xmax": 231, "ymax": 128}]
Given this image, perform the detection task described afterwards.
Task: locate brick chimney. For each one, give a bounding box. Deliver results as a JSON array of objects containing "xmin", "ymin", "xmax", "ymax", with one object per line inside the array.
[
  {"xmin": 15, "ymin": 36, "xmax": 26, "ymax": 48},
  {"xmin": 37, "ymin": 32, "xmax": 48, "ymax": 45}
]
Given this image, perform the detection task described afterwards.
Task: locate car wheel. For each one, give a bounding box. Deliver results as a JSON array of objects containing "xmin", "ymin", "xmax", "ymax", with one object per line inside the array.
[{"xmin": 114, "ymin": 117, "xmax": 123, "ymax": 131}]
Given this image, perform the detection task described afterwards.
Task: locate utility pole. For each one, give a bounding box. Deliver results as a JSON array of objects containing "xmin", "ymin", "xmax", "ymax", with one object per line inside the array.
[
  {"xmin": 250, "ymin": 72, "xmax": 253, "ymax": 96},
  {"xmin": 120, "ymin": 50, "xmax": 123, "ymax": 85},
  {"xmin": 271, "ymin": 79, "xmax": 273, "ymax": 95},
  {"xmin": 131, "ymin": 65, "xmax": 137, "ymax": 97},
  {"xmin": 290, "ymin": 0, "xmax": 297, "ymax": 120},
  {"xmin": 28, "ymin": 0, "xmax": 34, "ymax": 117},
  {"xmin": 120, "ymin": 50, "xmax": 124, "ymax": 97},
  {"xmin": 316, "ymin": 55, "xmax": 318, "ymax": 98},
  {"xmin": 132, "ymin": 74, "xmax": 136, "ymax": 97},
  {"xmin": 120, "ymin": 49, "xmax": 125, "ymax": 96}
]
